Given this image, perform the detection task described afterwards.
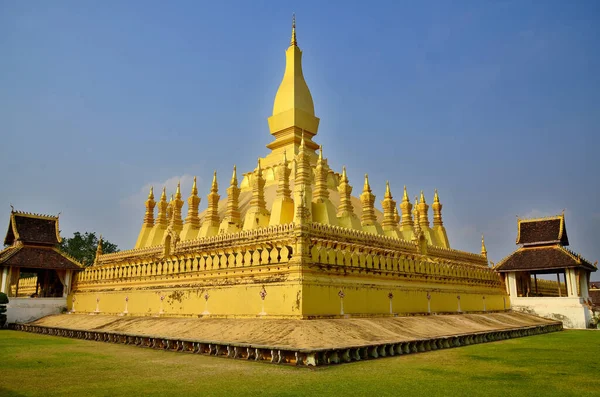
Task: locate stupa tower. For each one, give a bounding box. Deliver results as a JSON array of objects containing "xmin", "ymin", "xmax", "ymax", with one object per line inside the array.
[{"xmin": 262, "ymin": 14, "xmax": 320, "ymax": 168}]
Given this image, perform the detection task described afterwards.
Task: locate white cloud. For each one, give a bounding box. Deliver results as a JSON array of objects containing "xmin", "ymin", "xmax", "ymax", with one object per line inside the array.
[{"xmin": 120, "ymin": 174, "xmax": 199, "ymax": 208}]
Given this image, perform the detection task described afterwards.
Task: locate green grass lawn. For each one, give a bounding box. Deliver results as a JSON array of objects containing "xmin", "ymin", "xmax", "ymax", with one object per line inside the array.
[{"xmin": 1, "ymin": 329, "xmax": 599, "ymax": 396}]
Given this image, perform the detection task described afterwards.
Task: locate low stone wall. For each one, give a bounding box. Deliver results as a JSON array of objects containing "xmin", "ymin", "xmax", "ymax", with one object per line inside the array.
[
  {"xmin": 11, "ymin": 321, "xmax": 562, "ymax": 367},
  {"xmin": 511, "ymin": 296, "xmax": 592, "ymax": 329},
  {"xmin": 6, "ymin": 298, "xmax": 67, "ymax": 324}
]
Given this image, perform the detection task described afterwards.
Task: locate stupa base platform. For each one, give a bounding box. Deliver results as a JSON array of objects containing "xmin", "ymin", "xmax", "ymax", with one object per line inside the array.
[{"xmin": 11, "ymin": 312, "xmax": 562, "ymax": 366}]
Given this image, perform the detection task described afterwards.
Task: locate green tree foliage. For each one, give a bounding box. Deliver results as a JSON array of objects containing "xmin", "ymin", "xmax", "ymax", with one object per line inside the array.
[{"xmin": 59, "ymin": 232, "xmax": 119, "ymax": 266}]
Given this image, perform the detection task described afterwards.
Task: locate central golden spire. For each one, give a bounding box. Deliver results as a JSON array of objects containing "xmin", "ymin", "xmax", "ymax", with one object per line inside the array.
[
  {"xmin": 271, "ymin": 15, "xmax": 315, "ymax": 117},
  {"xmin": 265, "ymin": 15, "xmax": 320, "ymax": 166}
]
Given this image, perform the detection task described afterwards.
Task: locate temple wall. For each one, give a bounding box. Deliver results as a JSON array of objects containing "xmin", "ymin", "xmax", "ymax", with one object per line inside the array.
[
  {"xmin": 6, "ymin": 297, "xmax": 67, "ymax": 324},
  {"xmin": 70, "ymin": 283, "xmax": 301, "ymax": 318},
  {"xmin": 70, "ymin": 224, "xmax": 508, "ymax": 318},
  {"xmin": 511, "ymin": 296, "xmax": 592, "ymax": 329}
]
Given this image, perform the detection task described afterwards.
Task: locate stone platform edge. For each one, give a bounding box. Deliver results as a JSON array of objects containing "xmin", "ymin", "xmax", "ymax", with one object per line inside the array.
[{"xmin": 10, "ymin": 321, "xmax": 563, "ymax": 367}]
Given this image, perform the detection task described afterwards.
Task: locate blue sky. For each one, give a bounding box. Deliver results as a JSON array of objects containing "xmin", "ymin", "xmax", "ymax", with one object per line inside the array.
[{"xmin": 1, "ymin": 1, "xmax": 598, "ymax": 276}]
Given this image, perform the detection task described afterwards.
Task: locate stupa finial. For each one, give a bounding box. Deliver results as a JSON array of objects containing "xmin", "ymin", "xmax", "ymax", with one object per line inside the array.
[
  {"xmin": 230, "ymin": 165, "xmax": 238, "ymax": 186},
  {"xmin": 148, "ymin": 186, "xmax": 154, "ymax": 200},
  {"xmin": 291, "ymin": 13, "xmax": 297, "ymax": 46},
  {"xmin": 432, "ymin": 188, "xmax": 444, "ymax": 227},
  {"xmin": 385, "ymin": 181, "xmax": 392, "ymax": 199},
  {"xmin": 481, "ymin": 234, "xmax": 488, "ymax": 258},
  {"xmin": 175, "ymin": 181, "xmax": 182, "ymax": 200},
  {"xmin": 211, "ymin": 171, "xmax": 218, "ymax": 193},
  {"xmin": 191, "ymin": 177, "xmax": 198, "ymax": 195},
  {"xmin": 363, "ymin": 174, "xmax": 371, "ymax": 193},
  {"xmin": 256, "ymin": 158, "xmax": 262, "ymax": 176}
]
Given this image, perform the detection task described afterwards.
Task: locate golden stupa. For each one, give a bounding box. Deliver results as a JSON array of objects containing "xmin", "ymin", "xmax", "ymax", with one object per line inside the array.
[{"xmin": 71, "ymin": 17, "xmax": 507, "ymax": 318}]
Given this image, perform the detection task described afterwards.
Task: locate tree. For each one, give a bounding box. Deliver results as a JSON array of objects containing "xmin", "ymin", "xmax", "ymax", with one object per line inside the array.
[{"xmin": 59, "ymin": 232, "xmax": 119, "ymax": 266}]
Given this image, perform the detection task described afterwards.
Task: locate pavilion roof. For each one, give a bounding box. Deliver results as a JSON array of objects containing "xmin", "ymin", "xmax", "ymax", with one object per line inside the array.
[
  {"xmin": 0, "ymin": 245, "xmax": 82, "ymax": 270},
  {"xmin": 4, "ymin": 211, "xmax": 61, "ymax": 246},
  {"xmin": 516, "ymin": 215, "xmax": 568, "ymax": 246},
  {"xmin": 494, "ymin": 245, "xmax": 595, "ymax": 273}
]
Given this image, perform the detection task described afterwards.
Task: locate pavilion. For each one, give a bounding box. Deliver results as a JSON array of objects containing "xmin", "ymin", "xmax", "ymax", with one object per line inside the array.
[
  {"xmin": 494, "ymin": 214, "xmax": 596, "ymax": 328},
  {"xmin": 0, "ymin": 210, "xmax": 82, "ymax": 323}
]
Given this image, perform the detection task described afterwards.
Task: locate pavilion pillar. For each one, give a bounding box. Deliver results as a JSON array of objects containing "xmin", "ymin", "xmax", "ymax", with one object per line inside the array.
[
  {"xmin": 579, "ymin": 270, "xmax": 589, "ymax": 300},
  {"xmin": 579, "ymin": 269, "xmax": 590, "ymax": 299},
  {"xmin": 63, "ymin": 270, "xmax": 72, "ymax": 297},
  {"xmin": 0, "ymin": 266, "xmax": 8, "ymax": 294},
  {"xmin": 507, "ymin": 272, "xmax": 518, "ymax": 297},
  {"xmin": 566, "ymin": 268, "xmax": 578, "ymax": 297},
  {"xmin": 556, "ymin": 273, "xmax": 562, "ymax": 297}
]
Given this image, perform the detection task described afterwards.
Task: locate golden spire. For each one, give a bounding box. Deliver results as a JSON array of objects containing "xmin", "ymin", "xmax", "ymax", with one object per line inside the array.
[
  {"xmin": 222, "ymin": 164, "xmax": 241, "ymax": 230},
  {"xmin": 385, "ymin": 181, "xmax": 392, "ymax": 199},
  {"xmin": 185, "ymin": 177, "xmax": 201, "ymax": 228},
  {"xmin": 191, "ymin": 176, "xmax": 198, "ymax": 196},
  {"xmin": 418, "ymin": 190, "xmax": 430, "ymax": 229},
  {"xmin": 337, "ymin": 166, "xmax": 354, "ymax": 217},
  {"xmin": 291, "ymin": 13, "xmax": 297, "ymax": 47},
  {"xmin": 341, "ymin": 166, "xmax": 348, "ymax": 182},
  {"xmin": 313, "ymin": 145, "xmax": 329, "ymax": 202},
  {"xmin": 363, "ymin": 174, "xmax": 371, "ymax": 192},
  {"xmin": 245, "ymin": 158, "xmax": 270, "ymax": 229},
  {"xmin": 271, "ymin": 15, "xmax": 315, "ymax": 118},
  {"xmin": 211, "ymin": 170, "xmax": 218, "ymax": 193},
  {"xmin": 381, "ymin": 181, "xmax": 397, "ymax": 230},
  {"xmin": 166, "ymin": 193, "xmax": 174, "ymax": 223},
  {"xmin": 143, "ymin": 186, "xmax": 156, "ymax": 226},
  {"xmin": 156, "ymin": 187, "xmax": 168, "ymax": 226},
  {"xmin": 276, "ymin": 153, "xmax": 292, "ymax": 200},
  {"xmin": 360, "ymin": 174, "xmax": 377, "ymax": 226},
  {"xmin": 400, "ymin": 185, "xmax": 413, "ymax": 229},
  {"xmin": 432, "ymin": 189, "xmax": 444, "ymax": 227},
  {"xmin": 251, "ymin": 159, "xmax": 267, "ymax": 211},
  {"xmin": 393, "ymin": 206, "xmax": 400, "ymax": 224},
  {"xmin": 204, "ymin": 171, "xmax": 221, "ymax": 226},
  {"xmin": 481, "ymin": 234, "xmax": 488, "ymax": 258},
  {"xmin": 230, "ymin": 165, "xmax": 238, "ymax": 186},
  {"xmin": 412, "ymin": 196, "xmax": 421, "ymax": 241},
  {"xmin": 266, "ymin": 14, "xmax": 319, "ymax": 162},
  {"xmin": 170, "ymin": 182, "xmax": 184, "ymax": 231},
  {"xmin": 299, "ymin": 131, "xmax": 306, "ymax": 153}
]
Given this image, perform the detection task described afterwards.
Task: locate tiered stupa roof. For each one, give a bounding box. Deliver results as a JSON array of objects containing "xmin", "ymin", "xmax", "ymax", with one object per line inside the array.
[{"xmin": 133, "ymin": 16, "xmax": 452, "ymax": 251}]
